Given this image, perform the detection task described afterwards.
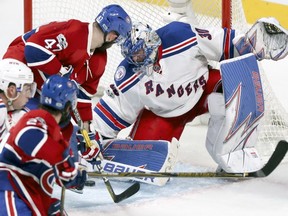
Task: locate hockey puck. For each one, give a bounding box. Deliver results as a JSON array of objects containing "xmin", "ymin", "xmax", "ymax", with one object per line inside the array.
[{"xmin": 84, "ymin": 179, "xmax": 96, "ymax": 187}]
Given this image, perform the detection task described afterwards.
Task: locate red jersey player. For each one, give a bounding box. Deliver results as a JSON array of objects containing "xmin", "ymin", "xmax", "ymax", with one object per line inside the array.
[
  {"xmin": 2, "ymin": 4, "xmax": 132, "ymax": 141},
  {"xmin": 0, "ymin": 75, "xmax": 86, "ymax": 215}
]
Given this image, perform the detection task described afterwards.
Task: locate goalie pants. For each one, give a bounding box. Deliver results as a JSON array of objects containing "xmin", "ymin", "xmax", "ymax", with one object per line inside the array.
[{"xmin": 129, "ymin": 69, "xmax": 222, "ymax": 141}]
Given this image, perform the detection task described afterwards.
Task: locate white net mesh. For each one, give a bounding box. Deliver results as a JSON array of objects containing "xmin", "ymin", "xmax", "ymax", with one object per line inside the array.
[
  {"xmin": 257, "ymin": 63, "xmax": 288, "ymax": 159},
  {"xmin": 27, "ymin": 0, "xmax": 288, "ymax": 161}
]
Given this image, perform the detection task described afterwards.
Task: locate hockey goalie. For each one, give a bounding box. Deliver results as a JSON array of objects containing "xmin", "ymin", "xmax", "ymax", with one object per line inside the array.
[
  {"xmin": 206, "ymin": 16, "xmax": 288, "ymax": 173},
  {"xmin": 76, "ymin": 0, "xmax": 288, "ymax": 185}
]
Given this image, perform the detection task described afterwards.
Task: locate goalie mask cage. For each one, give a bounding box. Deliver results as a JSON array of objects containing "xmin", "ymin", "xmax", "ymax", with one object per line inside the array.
[{"xmin": 24, "ymin": 0, "xmax": 288, "ymax": 162}]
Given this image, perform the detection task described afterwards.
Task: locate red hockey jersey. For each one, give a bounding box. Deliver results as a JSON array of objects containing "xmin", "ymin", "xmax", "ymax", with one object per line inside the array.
[
  {"xmin": 3, "ymin": 19, "xmax": 107, "ymax": 121},
  {"xmin": 0, "ymin": 109, "xmax": 74, "ymax": 215}
]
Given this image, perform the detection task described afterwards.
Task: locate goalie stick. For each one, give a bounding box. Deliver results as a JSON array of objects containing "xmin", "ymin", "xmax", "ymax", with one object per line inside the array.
[
  {"xmin": 73, "ymin": 108, "xmax": 140, "ymax": 203},
  {"xmin": 87, "ymin": 140, "xmax": 288, "ymax": 178}
]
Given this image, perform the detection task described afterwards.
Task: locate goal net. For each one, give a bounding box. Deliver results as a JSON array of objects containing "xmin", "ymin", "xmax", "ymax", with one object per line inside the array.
[{"xmin": 24, "ymin": 0, "xmax": 288, "ymax": 162}]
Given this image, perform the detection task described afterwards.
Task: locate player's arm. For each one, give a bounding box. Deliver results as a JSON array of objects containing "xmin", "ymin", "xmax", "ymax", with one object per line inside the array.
[
  {"xmin": 23, "ymin": 21, "xmax": 75, "ymax": 76},
  {"xmin": 77, "ymin": 61, "xmax": 144, "ymax": 164},
  {"xmin": 24, "ymin": 43, "xmax": 66, "ymax": 76},
  {"xmin": 77, "ymin": 92, "xmax": 142, "ymax": 164},
  {"xmin": 73, "ymin": 51, "xmax": 108, "ymax": 131},
  {"xmin": 233, "ymin": 17, "xmax": 288, "ymax": 60},
  {"xmin": 92, "ymin": 71, "xmax": 144, "ymax": 139},
  {"xmin": 193, "ymin": 26, "xmax": 238, "ymax": 61},
  {"xmin": 24, "ymin": 38, "xmax": 68, "ymax": 76}
]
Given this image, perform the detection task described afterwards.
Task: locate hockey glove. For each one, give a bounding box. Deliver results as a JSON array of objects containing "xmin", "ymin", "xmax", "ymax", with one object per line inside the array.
[
  {"xmin": 59, "ymin": 65, "xmax": 73, "ymax": 77},
  {"xmin": 48, "ymin": 198, "xmax": 68, "ymax": 216},
  {"xmin": 76, "ymin": 131, "xmax": 102, "ymax": 165},
  {"xmin": 67, "ymin": 163, "xmax": 88, "ymax": 194},
  {"xmin": 66, "ymin": 168, "xmax": 87, "ymax": 190},
  {"xmin": 234, "ymin": 17, "xmax": 288, "ymax": 60},
  {"xmin": 53, "ymin": 149, "xmax": 78, "ymax": 188}
]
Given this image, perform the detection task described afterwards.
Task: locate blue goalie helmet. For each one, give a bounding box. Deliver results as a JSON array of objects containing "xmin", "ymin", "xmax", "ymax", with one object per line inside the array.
[
  {"xmin": 95, "ymin": 4, "xmax": 132, "ymax": 44},
  {"xmin": 40, "ymin": 75, "xmax": 78, "ymax": 111},
  {"xmin": 121, "ymin": 22, "xmax": 161, "ymax": 67}
]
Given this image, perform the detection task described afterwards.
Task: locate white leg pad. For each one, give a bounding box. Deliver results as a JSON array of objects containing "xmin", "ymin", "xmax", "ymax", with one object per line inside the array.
[
  {"xmin": 220, "ymin": 148, "xmax": 263, "ymax": 173},
  {"xmin": 205, "ymin": 92, "xmax": 226, "ymax": 163},
  {"xmin": 206, "ymin": 93, "xmax": 263, "ymax": 173},
  {"xmin": 162, "ymin": 137, "xmax": 180, "ymax": 172}
]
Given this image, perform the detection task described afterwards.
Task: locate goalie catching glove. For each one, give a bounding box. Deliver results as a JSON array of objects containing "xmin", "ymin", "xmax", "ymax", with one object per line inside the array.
[
  {"xmin": 233, "ymin": 17, "xmax": 288, "ymax": 60},
  {"xmin": 76, "ymin": 131, "xmax": 103, "ymax": 165}
]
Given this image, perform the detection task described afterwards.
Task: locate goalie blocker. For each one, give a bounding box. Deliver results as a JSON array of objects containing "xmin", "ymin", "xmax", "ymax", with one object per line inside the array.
[{"xmin": 206, "ymin": 53, "xmax": 265, "ymax": 173}]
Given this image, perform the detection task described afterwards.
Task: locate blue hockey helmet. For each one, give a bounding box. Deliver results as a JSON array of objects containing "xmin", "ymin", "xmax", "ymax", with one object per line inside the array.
[
  {"xmin": 121, "ymin": 22, "xmax": 161, "ymax": 67},
  {"xmin": 95, "ymin": 4, "xmax": 132, "ymax": 44},
  {"xmin": 40, "ymin": 75, "xmax": 78, "ymax": 111}
]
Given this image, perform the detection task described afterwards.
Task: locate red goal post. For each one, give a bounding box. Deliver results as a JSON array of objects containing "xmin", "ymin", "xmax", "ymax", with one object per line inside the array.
[{"xmin": 24, "ymin": 0, "xmax": 32, "ymax": 32}]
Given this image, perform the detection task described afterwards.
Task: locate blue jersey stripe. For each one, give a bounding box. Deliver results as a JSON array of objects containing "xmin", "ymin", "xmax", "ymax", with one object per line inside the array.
[{"xmin": 99, "ymin": 99, "xmax": 130, "ymax": 127}]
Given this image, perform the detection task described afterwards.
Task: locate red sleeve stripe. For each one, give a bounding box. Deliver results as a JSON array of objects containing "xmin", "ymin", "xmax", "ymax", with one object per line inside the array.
[{"xmin": 96, "ymin": 102, "xmax": 127, "ymax": 130}]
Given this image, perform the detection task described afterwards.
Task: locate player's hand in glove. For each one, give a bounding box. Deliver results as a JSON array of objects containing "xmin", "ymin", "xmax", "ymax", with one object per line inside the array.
[
  {"xmin": 59, "ymin": 65, "xmax": 73, "ymax": 77},
  {"xmin": 76, "ymin": 131, "xmax": 103, "ymax": 164},
  {"xmin": 68, "ymin": 163, "xmax": 88, "ymax": 194},
  {"xmin": 48, "ymin": 198, "xmax": 68, "ymax": 216},
  {"xmin": 233, "ymin": 17, "xmax": 288, "ymax": 60},
  {"xmin": 53, "ymin": 148, "xmax": 79, "ymax": 188}
]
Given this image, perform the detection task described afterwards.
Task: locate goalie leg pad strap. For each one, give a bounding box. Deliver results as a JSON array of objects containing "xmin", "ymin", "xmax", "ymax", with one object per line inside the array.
[{"xmin": 220, "ymin": 147, "xmax": 263, "ymax": 173}]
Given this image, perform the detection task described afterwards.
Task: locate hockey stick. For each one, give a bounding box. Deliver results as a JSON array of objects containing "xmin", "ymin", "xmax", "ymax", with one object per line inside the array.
[
  {"xmin": 60, "ymin": 187, "xmax": 66, "ymax": 216},
  {"xmin": 72, "ymin": 108, "xmax": 140, "ymax": 203},
  {"xmin": 87, "ymin": 140, "xmax": 288, "ymax": 178}
]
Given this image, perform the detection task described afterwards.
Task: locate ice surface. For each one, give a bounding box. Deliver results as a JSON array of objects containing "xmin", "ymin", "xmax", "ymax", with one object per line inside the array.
[{"xmin": 53, "ymin": 125, "xmax": 288, "ymax": 216}]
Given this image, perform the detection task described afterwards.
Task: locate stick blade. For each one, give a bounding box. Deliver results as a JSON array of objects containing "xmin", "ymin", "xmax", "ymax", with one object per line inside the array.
[
  {"xmin": 113, "ymin": 182, "xmax": 140, "ymax": 203},
  {"xmin": 253, "ymin": 140, "xmax": 288, "ymax": 177}
]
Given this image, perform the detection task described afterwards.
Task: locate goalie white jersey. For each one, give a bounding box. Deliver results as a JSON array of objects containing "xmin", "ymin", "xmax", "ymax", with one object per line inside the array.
[{"xmin": 93, "ymin": 21, "xmax": 242, "ymax": 138}]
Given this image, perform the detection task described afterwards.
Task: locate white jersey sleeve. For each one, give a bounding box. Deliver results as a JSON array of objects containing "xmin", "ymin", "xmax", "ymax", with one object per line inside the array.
[
  {"xmin": 92, "ymin": 62, "xmax": 145, "ymax": 138},
  {"xmin": 192, "ymin": 25, "xmax": 241, "ymax": 61}
]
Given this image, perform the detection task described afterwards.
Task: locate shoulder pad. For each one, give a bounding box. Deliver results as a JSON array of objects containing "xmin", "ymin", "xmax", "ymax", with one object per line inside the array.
[
  {"xmin": 114, "ymin": 60, "xmax": 142, "ymax": 93},
  {"xmin": 156, "ymin": 21, "xmax": 196, "ymax": 49}
]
